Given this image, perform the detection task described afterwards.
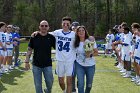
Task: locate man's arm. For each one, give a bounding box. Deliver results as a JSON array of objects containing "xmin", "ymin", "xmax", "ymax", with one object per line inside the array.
[{"xmin": 24, "ymin": 47, "xmax": 33, "ymax": 70}]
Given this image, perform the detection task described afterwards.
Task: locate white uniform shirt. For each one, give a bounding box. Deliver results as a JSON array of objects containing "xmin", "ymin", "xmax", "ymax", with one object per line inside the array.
[
  {"xmin": 0, "ymin": 32, "xmax": 6, "ymax": 49},
  {"xmin": 76, "ymin": 40, "xmax": 97, "ymax": 66},
  {"xmin": 106, "ymin": 34, "xmax": 114, "ymax": 44},
  {"xmin": 134, "ymin": 36, "xmax": 140, "ymax": 58},
  {"xmin": 121, "ymin": 33, "xmax": 132, "ymax": 55},
  {"xmin": 5, "ymin": 32, "xmax": 13, "ymax": 49},
  {"xmin": 50, "ymin": 29, "xmax": 76, "ymax": 62}
]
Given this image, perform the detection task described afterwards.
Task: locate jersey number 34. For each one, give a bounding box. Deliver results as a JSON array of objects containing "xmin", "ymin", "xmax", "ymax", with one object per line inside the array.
[{"xmin": 57, "ymin": 41, "xmax": 70, "ymax": 52}]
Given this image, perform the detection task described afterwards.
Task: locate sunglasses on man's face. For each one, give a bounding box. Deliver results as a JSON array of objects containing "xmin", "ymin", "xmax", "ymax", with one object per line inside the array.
[{"xmin": 40, "ymin": 25, "xmax": 48, "ymax": 27}]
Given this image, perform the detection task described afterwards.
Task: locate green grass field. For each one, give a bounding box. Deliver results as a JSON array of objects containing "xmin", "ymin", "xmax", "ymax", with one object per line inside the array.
[
  {"xmin": 0, "ymin": 55, "xmax": 140, "ymax": 93},
  {"xmin": 19, "ymin": 41, "xmax": 29, "ymax": 52}
]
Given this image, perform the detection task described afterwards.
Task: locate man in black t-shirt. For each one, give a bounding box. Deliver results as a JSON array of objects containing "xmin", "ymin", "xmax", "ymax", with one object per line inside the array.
[{"xmin": 25, "ymin": 20, "xmax": 55, "ymax": 93}]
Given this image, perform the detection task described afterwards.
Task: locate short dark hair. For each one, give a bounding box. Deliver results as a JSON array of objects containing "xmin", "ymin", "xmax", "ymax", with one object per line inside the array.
[
  {"xmin": 123, "ymin": 27, "xmax": 130, "ymax": 32},
  {"xmin": 62, "ymin": 16, "xmax": 72, "ymax": 23},
  {"xmin": 0, "ymin": 22, "xmax": 6, "ymax": 28},
  {"xmin": 131, "ymin": 23, "xmax": 140, "ymax": 29}
]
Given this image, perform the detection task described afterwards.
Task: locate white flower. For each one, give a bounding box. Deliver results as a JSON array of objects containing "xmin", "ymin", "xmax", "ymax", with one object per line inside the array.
[
  {"xmin": 84, "ymin": 39, "xmax": 94, "ymax": 52},
  {"xmin": 105, "ymin": 37, "xmax": 109, "ymax": 42}
]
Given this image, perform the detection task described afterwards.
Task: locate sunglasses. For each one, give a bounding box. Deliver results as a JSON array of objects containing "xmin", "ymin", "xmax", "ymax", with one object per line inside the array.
[
  {"xmin": 62, "ymin": 23, "xmax": 70, "ymax": 26},
  {"xmin": 40, "ymin": 25, "xmax": 48, "ymax": 27}
]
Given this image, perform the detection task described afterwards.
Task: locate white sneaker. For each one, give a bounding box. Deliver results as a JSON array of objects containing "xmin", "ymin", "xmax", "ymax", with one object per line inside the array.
[
  {"xmin": 123, "ymin": 74, "xmax": 132, "ymax": 78},
  {"xmin": 0, "ymin": 69, "xmax": 3, "ymax": 74},
  {"xmin": 116, "ymin": 64, "xmax": 120, "ymax": 68},
  {"xmin": 9, "ymin": 66, "xmax": 14, "ymax": 70},
  {"xmin": 121, "ymin": 72, "xmax": 126, "ymax": 76},
  {"xmin": 135, "ymin": 79, "xmax": 140, "ymax": 84},
  {"xmin": 120, "ymin": 69, "xmax": 126, "ymax": 73},
  {"xmin": 136, "ymin": 81, "xmax": 140, "ymax": 86},
  {"xmin": 4, "ymin": 69, "xmax": 9, "ymax": 73},
  {"xmin": 131, "ymin": 77, "xmax": 136, "ymax": 82},
  {"xmin": 135, "ymin": 79, "xmax": 140, "ymax": 85}
]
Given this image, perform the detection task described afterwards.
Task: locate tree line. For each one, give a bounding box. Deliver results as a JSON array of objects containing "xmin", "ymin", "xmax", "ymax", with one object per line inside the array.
[{"xmin": 0, "ymin": 0, "xmax": 139, "ymax": 37}]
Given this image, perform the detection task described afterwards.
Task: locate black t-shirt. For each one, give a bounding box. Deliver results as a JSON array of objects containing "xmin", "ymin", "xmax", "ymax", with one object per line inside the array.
[{"xmin": 28, "ymin": 33, "xmax": 55, "ymax": 68}]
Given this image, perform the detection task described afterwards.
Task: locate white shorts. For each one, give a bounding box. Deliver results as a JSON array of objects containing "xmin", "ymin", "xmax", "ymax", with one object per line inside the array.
[
  {"xmin": 0, "ymin": 50, "xmax": 6, "ymax": 56},
  {"xmin": 6, "ymin": 50, "xmax": 13, "ymax": 56},
  {"xmin": 105, "ymin": 43, "xmax": 112, "ymax": 49},
  {"xmin": 56, "ymin": 61, "xmax": 74, "ymax": 77},
  {"xmin": 121, "ymin": 54, "xmax": 131, "ymax": 61}
]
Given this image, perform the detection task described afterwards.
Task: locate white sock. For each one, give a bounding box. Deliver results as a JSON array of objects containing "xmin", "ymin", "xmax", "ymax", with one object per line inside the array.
[
  {"xmin": 136, "ymin": 75, "xmax": 139, "ymax": 79},
  {"xmin": 3, "ymin": 65, "xmax": 6, "ymax": 70}
]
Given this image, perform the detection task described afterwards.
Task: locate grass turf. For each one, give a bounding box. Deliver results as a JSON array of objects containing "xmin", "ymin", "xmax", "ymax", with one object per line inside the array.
[{"xmin": 0, "ymin": 55, "xmax": 140, "ymax": 93}]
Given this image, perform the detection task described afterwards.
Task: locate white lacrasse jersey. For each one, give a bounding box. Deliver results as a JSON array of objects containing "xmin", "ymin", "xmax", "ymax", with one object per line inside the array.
[
  {"xmin": 118, "ymin": 33, "xmax": 124, "ymax": 49},
  {"xmin": 0, "ymin": 32, "xmax": 6, "ymax": 49},
  {"xmin": 106, "ymin": 34, "xmax": 114, "ymax": 44},
  {"xmin": 5, "ymin": 33, "xmax": 13, "ymax": 48},
  {"xmin": 134, "ymin": 36, "xmax": 140, "ymax": 57},
  {"xmin": 121, "ymin": 33, "xmax": 132, "ymax": 54},
  {"xmin": 50, "ymin": 29, "xmax": 76, "ymax": 62}
]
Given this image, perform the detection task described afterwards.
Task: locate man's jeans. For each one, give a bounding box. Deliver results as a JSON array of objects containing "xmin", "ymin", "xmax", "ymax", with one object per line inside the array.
[
  {"xmin": 75, "ymin": 62, "xmax": 95, "ymax": 93},
  {"xmin": 32, "ymin": 65, "xmax": 53, "ymax": 93}
]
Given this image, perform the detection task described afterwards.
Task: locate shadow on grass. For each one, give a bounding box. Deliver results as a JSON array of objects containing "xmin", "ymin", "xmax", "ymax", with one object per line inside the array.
[
  {"xmin": 0, "ymin": 67, "xmax": 25, "ymax": 85},
  {"xmin": 0, "ymin": 81, "xmax": 7, "ymax": 92}
]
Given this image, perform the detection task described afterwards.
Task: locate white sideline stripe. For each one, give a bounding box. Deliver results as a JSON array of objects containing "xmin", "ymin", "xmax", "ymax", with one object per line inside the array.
[{"xmin": 19, "ymin": 50, "xmax": 104, "ymax": 56}]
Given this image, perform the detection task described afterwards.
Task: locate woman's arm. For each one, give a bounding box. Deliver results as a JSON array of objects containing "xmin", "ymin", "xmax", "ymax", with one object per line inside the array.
[{"xmin": 93, "ymin": 48, "xmax": 98, "ymax": 56}]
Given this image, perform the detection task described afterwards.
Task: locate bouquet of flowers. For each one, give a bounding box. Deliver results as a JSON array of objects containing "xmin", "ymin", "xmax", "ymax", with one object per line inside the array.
[
  {"xmin": 105, "ymin": 37, "xmax": 109, "ymax": 43},
  {"xmin": 84, "ymin": 39, "xmax": 95, "ymax": 58}
]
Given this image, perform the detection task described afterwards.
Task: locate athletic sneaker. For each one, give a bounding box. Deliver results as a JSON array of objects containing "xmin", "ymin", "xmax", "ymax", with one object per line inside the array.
[
  {"xmin": 2, "ymin": 68, "xmax": 9, "ymax": 73},
  {"xmin": 120, "ymin": 69, "xmax": 126, "ymax": 73},
  {"xmin": 121, "ymin": 72, "xmax": 126, "ymax": 76},
  {"xmin": 123, "ymin": 74, "xmax": 132, "ymax": 78},
  {"xmin": 135, "ymin": 79, "xmax": 140, "ymax": 85},
  {"xmin": 136, "ymin": 81, "xmax": 140, "ymax": 86},
  {"xmin": 9, "ymin": 66, "xmax": 14, "ymax": 70},
  {"xmin": 131, "ymin": 77, "xmax": 136, "ymax": 82}
]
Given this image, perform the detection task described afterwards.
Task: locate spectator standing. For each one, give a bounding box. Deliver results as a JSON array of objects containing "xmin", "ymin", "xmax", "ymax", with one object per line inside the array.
[
  {"xmin": 12, "ymin": 26, "xmax": 20, "ymax": 66},
  {"xmin": 25, "ymin": 20, "xmax": 55, "ymax": 93},
  {"xmin": 74, "ymin": 26, "xmax": 98, "ymax": 93}
]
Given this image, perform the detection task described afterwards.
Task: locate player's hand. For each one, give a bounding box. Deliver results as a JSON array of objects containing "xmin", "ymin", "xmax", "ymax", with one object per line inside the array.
[
  {"xmin": 31, "ymin": 31, "xmax": 39, "ymax": 37},
  {"xmin": 25, "ymin": 63, "xmax": 30, "ymax": 70}
]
